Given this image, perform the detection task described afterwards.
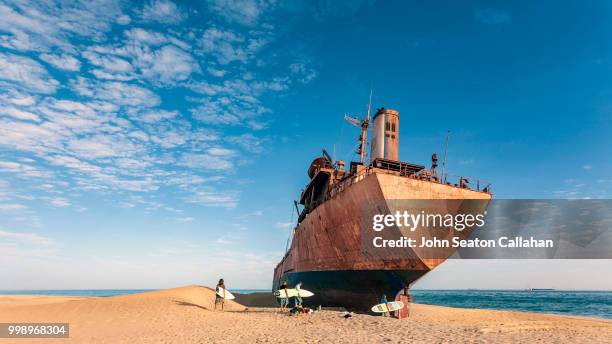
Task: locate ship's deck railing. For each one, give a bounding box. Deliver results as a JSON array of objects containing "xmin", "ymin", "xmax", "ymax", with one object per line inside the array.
[
  {"xmin": 327, "ymin": 164, "xmax": 492, "ymax": 202},
  {"xmin": 327, "ymin": 166, "xmax": 373, "ymax": 200},
  {"xmin": 441, "ymin": 172, "xmax": 492, "ymax": 193}
]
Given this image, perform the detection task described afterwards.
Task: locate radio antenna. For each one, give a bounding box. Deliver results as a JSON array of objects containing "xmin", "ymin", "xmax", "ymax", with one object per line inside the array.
[
  {"xmin": 366, "ymin": 88, "xmax": 372, "ymax": 121},
  {"xmin": 442, "ymin": 130, "xmax": 450, "ymax": 184}
]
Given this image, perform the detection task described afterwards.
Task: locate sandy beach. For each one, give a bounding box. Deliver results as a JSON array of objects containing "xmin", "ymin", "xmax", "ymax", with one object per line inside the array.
[{"xmin": 0, "ymin": 286, "xmax": 610, "ymax": 343}]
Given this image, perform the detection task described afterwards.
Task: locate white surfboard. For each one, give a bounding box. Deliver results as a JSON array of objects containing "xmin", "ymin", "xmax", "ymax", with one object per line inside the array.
[
  {"xmin": 215, "ymin": 287, "xmax": 235, "ymax": 300},
  {"xmin": 274, "ymin": 288, "xmax": 315, "ymax": 298},
  {"xmin": 371, "ymin": 301, "xmax": 404, "ymax": 313}
]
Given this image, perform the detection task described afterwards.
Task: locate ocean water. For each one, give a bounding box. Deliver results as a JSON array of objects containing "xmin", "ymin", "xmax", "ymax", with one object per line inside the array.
[
  {"xmin": 231, "ymin": 289, "xmax": 270, "ymax": 294},
  {"xmin": 0, "ymin": 289, "xmax": 155, "ymax": 297},
  {"xmin": 411, "ymin": 290, "xmax": 612, "ymax": 319},
  {"xmin": 0, "ymin": 289, "xmax": 268, "ymax": 297},
  {"xmin": 1, "ymin": 289, "xmax": 610, "ymax": 319}
]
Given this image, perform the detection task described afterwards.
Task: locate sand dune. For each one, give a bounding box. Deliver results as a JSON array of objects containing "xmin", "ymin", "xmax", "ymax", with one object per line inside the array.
[{"xmin": 1, "ymin": 286, "xmax": 610, "ymax": 343}]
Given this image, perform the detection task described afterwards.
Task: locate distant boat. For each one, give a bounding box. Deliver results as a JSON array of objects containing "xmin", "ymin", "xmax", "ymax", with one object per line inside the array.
[{"xmin": 527, "ymin": 288, "xmax": 555, "ymax": 291}]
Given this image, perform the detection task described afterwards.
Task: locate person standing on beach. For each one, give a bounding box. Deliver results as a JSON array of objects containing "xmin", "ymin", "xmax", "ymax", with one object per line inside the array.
[
  {"xmin": 380, "ymin": 294, "xmax": 390, "ymax": 317},
  {"xmin": 395, "ymin": 287, "xmax": 412, "ymax": 319},
  {"xmin": 278, "ymin": 280, "xmax": 289, "ymax": 312},
  {"xmin": 295, "ymin": 282, "xmax": 303, "ymax": 308},
  {"xmin": 215, "ymin": 279, "xmax": 226, "ymax": 311}
]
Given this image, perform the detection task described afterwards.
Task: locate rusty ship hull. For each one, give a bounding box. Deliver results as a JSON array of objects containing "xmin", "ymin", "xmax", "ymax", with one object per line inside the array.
[
  {"xmin": 273, "ymin": 167, "xmax": 491, "ymax": 310},
  {"xmin": 273, "ymin": 106, "xmax": 491, "ymax": 311}
]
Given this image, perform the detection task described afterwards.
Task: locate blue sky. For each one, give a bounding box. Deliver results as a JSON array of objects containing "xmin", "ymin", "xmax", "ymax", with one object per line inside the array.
[{"xmin": 0, "ymin": 0, "xmax": 611, "ymax": 290}]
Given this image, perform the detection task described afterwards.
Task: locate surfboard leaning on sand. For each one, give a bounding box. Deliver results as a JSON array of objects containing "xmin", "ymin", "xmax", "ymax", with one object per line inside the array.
[{"xmin": 371, "ymin": 301, "xmax": 404, "ymax": 314}]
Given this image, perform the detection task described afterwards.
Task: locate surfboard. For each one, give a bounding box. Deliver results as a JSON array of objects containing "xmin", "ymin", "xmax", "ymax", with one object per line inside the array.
[
  {"xmin": 274, "ymin": 288, "xmax": 315, "ymax": 298},
  {"xmin": 215, "ymin": 287, "xmax": 235, "ymax": 300},
  {"xmin": 371, "ymin": 301, "xmax": 404, "ymax": 313}
]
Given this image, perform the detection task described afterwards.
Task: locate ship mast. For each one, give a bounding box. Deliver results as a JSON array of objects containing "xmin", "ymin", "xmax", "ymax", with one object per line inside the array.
[{"xmin": 344, "ymin": 90, "xmax": 372, "ymax": 164}]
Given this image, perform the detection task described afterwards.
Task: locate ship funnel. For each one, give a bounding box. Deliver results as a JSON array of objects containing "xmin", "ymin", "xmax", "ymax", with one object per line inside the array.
[{"xmin": 370, "ymin": 108, "xmax": 399, "ymax": 161}]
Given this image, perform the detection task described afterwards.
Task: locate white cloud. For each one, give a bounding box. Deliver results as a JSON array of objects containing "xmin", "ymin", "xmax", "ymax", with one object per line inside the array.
[
  {"xmin": 275, "ymin": 222, "xmax": 293, "ymax": 230},
  {"xmin": 67, "ymin": 135, "xmax": 140, "ymax": 159},
  {"xmin": 0, "ymin": 203, "xmax": 28, "ymax": 212},
  {"xmin": 0, "ymin": 0, "xmax": 310, "ymax": 230},
  {"xmin": 583, "ymin": 165, "xmax": 592, "ymax": 170},
  {"xmin": 207, "ymin": 147, "xmax": 237, "ymax": 157},
  {"xmin": 0, "ymin": 28, "xmax": 38, "ymax": 51},
  {"xmin": 0, "ymin": 161, "xmax": 21, "ymax": 170},
  {"xmin": 86, "ymin": 29, "xmax": 197, "ymax": 85},
  {"xmin": 124, "ymin": 28, "xmax": 174, "ymax": 47},
  {"xmin": 44, "ymin": 154, "xmax": 160, "ymax": 193},
  {"xmin": 0, "ymin": 1, "xmax": 125, "ymax": 53},
  {"xmin": 289, "ymin": 62, "xmax": 317, "ymax": 84},
  {"xmin": 90, "ymin": 69, "xmax": 134, "ymax": 82},
  {"xmin": 83, "ymin": 51, "xmax": 134, "ymax": 80},
  {"xmin": 188, "ymin": 190, "xmax": 240, "ymax": 208},
  {"xmin": 226, "ymin": 134, "xmax": 264, "ymax": 153},
  {"xmin": 243, "ymin": 210, "xmax": 263, "ymax": 217},
  {"xmin": 0, "ymin": 118, "xmax": 64, "ymax": 155},
  {"xmin": 187, "ymin": 77, "xmax": 289, "ymax": 129},
  {"xmin": 180, "ymin": 152, "xmax": 234, "ymax": 171},
  {"xmin": 175, "ymin": 217, "xmax": 194, "ymax": 223},
  {"xmin": 0, "ymin": 228, "xmax": 58, "ymax": 264},
  {"xmin": 0, "ymin": 229, "xmax": 53, "ymax": 245},
  {"xmin": 71, "ymin": 77, "xmax": 160, "ymax": 107},
  {"xmin": 0, "ymin": 160, "xmax": 51, "ymax": 178},
  {"xmin": 139, "ymin": 45, "xmax": 200, "ymax": 85},
  {"xmin": 141, "ymin": 0, "xmax": 186, "ymax": 25},
  {"xmin": 207, "ymin": 0, "xmax": 275, "ymax": 26},
  {"xmin": 118, "ymin": 201, "xmax": 136, "ymax": 208},
  {"xmin": 47, "ymin": 155, "xmax": 101, "ymax": 173},
  {"xmin": 148, "ymin": 129, "xmax": 188, "ymax": 148},
  {"xmin": 117, "ymin": 15, "xmax": 131, "ymax": 25},
  {"xmin": 0, "ymin": 82, "xmax": 238, "ymax": 202},
  {"xmin": 200, "ymin": 28, "xmax": 249, "ymax": 64},
  {"xmin": 207, "ymin": 67, "xmax": 227, "ymax": 77},
  {"xmin": 116, "ymin": 158, "xmax": 152, "ymax": 170},
  {"xmin": 0, "ymin": 52, "xmax": 59, "ymax": 94},
  {"xmin": 98, "ymin": 176, "xmax": 159, "ymax": 192},
  {"xmin": 39, "ymin": 53, "xmax": 81, "ymax": 72},
  {"xmin": 198, "ymin": 27, "xmax": 269, "ymax": 65},
  {"xmin": 216, "ymin": 231, "xmax": 242, "ymax": 244},
  {"xmin": 43, "ymin": 197, "xmax": 71, "ymax": 207},
  {"xmin": 2, "ymin": 90, "xmax": 37, "ymax": 106},
  {"xmin": 0, "ymin": 106, "xmax": 41, "ymax": 121},
  {"xmin": 189, "ymin": 95, "xmax": 270, "ymax": 129},
  {"xmin": 138, "ymin": 109, "xmax": 179, "ymax": 123}
]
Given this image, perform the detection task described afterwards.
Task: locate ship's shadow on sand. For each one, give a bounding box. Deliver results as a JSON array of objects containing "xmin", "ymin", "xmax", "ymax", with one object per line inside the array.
[{"xmin": 234, "ymin": 292, "xmax": 278, "ymax": 308}]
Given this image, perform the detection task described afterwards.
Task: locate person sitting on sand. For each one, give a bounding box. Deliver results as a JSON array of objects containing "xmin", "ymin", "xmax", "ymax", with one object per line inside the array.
[
  {"xmin": 278, "ymin": 280, "xmax": 289, "ymax": 312},
  {"xmin": 215, "ymin": 279, "xmax": 226, "ymax": 311},
  {"xmin": 380, "ymin": 294, "xmax": 389, "ymax": 317}
]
